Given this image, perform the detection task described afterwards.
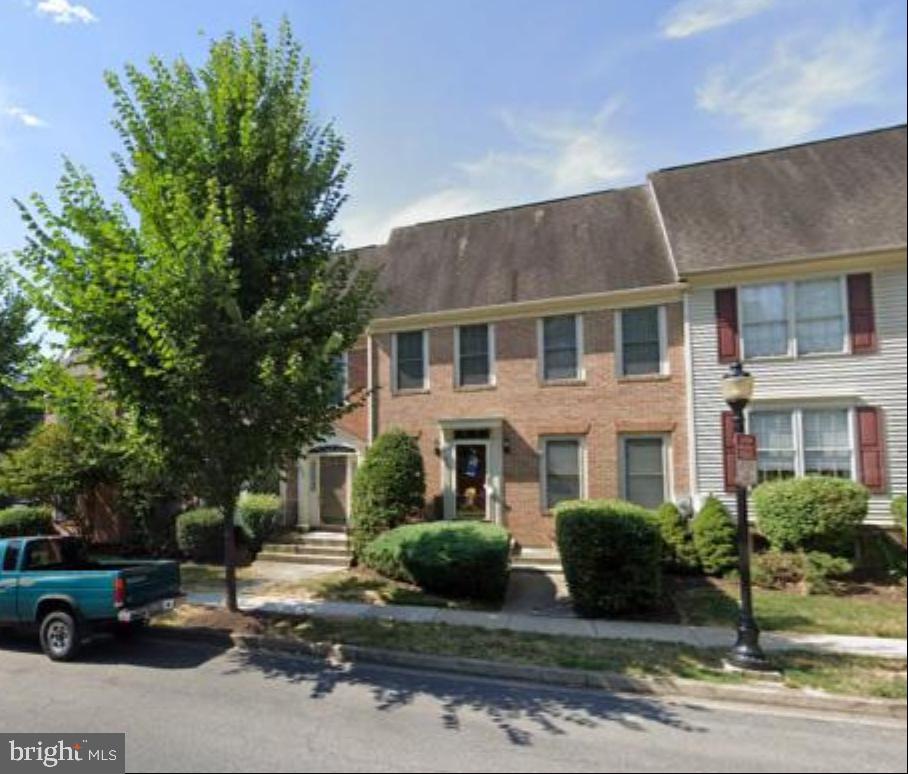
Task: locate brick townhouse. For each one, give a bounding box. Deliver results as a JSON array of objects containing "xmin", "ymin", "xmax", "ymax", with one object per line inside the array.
[{"xmin": 283, "ymin": 125, "xmax": 907, "ymax": 548}]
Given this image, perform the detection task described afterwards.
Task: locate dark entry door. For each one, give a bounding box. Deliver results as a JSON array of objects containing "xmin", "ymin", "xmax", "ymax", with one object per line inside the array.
[
  {"xmin": 455, "ymin": 443, "xmax": 488, "ymax": 520},
  {"xmin": 319, "ymin": 456, "xmax": 349, "ymax": 526}
]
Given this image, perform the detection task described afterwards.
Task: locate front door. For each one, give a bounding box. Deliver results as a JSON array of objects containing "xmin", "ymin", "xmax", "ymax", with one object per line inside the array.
[
  {"xmin": 318, "ymin": 456, "xmax": 349, "ymax": 527},
  {"xmin": 454, "ymin": 442, "xmax": 489, "ymax": 520}
]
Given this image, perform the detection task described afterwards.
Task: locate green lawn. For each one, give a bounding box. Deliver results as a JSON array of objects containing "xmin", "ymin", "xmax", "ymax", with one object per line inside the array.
[
  {"xmin": 669, "ymin": 578, "xmax": 907, "ymax": 639},
  {"xmin": 157, "ymin": 606, "xmax": 907, "ymax": 700}
]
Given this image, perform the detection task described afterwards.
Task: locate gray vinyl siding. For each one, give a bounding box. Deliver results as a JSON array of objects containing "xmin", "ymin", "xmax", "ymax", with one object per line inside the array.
[{"xmin": 687, "ymin": 263, "xmax": 907, "ymax": 526}]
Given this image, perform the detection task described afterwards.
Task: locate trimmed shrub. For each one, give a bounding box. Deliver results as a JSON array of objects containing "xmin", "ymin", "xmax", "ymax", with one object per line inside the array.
[
  {"xmin": 656, "ymin": 502, "xmax": 700, "ymax": 574},
  {"xmin": 237, "ymin": 492, "xmax": 281, "ymax": 550},
  {"xmin": 554, "ymin": 499, "xmax": 662, "ymax": 618},
  {"xmin": 753, "ymin": 550, "xmax": 806, "ymax": 590},
  {"xmin": 0, "ymin": 505, "xmax": 54, "ymax": 538},
  {"xmin": 362, "ymin": 520, "xmax": 510, "ymax": 602},
  {"xmin": 350, "ymin": 428, "xmax": 425, "ymax": 558},
  {"xmin": 176, "ymin": 508, "xmax": 223, "ymax": 563},
  {"xmin": 691, "ymin": 496, "xmax": 738, "ymax": 576},
  {"xmin": 804, "ymin": 551, "xmax": 853, "ymax": 595},
  {"xmin": 176, "ymin": 508, "xmax": 252, "ymax": 564},
  {"xmin": 753, "ymin": 476, "xmax": 869, "ymax": 555},
  {"xmin": 892, "ymin": 494, "xmax": 907, "ymax": 539},
  {"xmin": 753, "ymin": 549, "xmax": 853, "ymax": 594}
]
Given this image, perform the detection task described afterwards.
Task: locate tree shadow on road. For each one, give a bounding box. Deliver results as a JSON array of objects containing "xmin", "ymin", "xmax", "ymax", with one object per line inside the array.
[{"xmin": 223, "ymin": 648, "xmax": 710, "ymax": 747}]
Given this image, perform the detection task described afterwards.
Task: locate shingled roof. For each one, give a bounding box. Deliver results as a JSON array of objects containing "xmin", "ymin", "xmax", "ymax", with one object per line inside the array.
[
  {"xmin": 648, "ymin": 125, "xmax": 907, "ymax": 275},
  {"xmin": 356, "ymin": 185, "xmax": 677, "ymax": 319}
]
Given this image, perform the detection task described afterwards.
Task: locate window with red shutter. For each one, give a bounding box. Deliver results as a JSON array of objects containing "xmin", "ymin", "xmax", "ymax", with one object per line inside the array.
[
  {"xmin": 847, "ymin": 273, "xmax": 877, "ymax": 354},
  {"xmin": 856, "ymin": 406, "xmax": 886, "ymax": 492},
  {"xmin": 715, "ymin": 288, "xmax": 740, "ymax": 363}
]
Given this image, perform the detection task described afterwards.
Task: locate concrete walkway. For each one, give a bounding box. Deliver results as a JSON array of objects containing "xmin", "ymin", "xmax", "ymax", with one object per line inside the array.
[{"xmin": 184, "ymin": 591, "xmax": 908, "ymax": 660}]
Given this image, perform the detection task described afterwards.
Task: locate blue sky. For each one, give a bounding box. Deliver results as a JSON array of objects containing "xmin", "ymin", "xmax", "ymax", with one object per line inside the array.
[{"xmin": 1, "ymin": 0, "xmax": 906, "ymax": 259}]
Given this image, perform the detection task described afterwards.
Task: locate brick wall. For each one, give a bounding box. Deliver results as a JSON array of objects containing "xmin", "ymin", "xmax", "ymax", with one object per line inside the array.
[
  {"xmin": 371, "ymin": 303, "xmax": 690, "ymax": 546},
  {"xmin": 335, "ymin": 345, "xmax": 369, "ymax": 442}
]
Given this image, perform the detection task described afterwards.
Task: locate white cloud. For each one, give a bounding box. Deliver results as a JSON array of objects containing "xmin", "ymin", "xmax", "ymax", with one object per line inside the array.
[
  {"xmin": 35, "ymin": 0, "xmax": 98, "ymax": 24},
  {"xmin": 339, "ymin": 101, "xmax": 634, "ymax": 247},
  {"xmin": 4, "ymin": 105, "xmax": 48, "ymax": 128},
  {"xmin": 661, "ymin": 0, "xmax": 775, "ymax": 39},
  {"xmin": 696, "ymin": 23, "xmax": 888, "ymax": 143}
]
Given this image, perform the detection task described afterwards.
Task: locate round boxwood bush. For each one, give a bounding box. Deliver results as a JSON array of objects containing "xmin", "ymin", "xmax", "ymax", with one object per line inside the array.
[
  {"xmin": 350, "ymin": 428, "xmax": 425, "ymax": 559},
  {"xmin": 554, "ymin": 499, "xmax": 662, "ymax": 618},
  {"xmin": 362, "ymin": 520, "xmax": 510, "ymax": 602},
  {"xmin": 0, "ymin": 505, "xmax": 54, "ymax": 538},
  {"xmin": 753, "ymin": 476, "xmax": 869, "ymax": 555},
  {"xmin": 176, "ymin": 507, "xmax": 252, "ymax": 564},
  {"xmin": 691, "ymin": 496, "xmax": 737, "ymax": 576},
  {"xmin": 655, "ymin": 502, "xmax": 700, "ymax": 574},
  {"xmin": 237, "ymin": 492, "xmax": 282, "ymax": 551}
]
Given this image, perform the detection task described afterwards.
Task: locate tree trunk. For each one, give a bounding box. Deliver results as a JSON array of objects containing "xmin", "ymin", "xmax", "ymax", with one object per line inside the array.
[{"xmin": 222, "ymin": 496, "xmax": 239, "ymax": 612}]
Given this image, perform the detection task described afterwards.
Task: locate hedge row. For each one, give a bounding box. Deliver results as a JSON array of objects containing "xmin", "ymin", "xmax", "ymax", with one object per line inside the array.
[
  {"xmin": 0, "ymin": 505, "xmax": 54, "ymax": 538},
  {"xmin": 175, "ymin": 492, "xmax": 281, "ymax": 562}
]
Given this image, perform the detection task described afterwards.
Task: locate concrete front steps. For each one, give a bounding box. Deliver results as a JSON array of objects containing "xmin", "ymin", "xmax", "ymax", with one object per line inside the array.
[
  {"xmin": 259, "ymin": 530, "xmax": 352, "ymax": 567},
  {"xmin": 510, "ymin": 546, "xmax": 563, "ymax": 573}
]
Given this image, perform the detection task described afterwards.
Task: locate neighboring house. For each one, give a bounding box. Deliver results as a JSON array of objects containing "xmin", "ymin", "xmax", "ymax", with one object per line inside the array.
[
  {"xmin": 649, "ymin": 126, "xmax": 907, "ymax": 526},
  {"xmin": 285, "ymin": 124, "xmax": 907, "ymax": 545}
]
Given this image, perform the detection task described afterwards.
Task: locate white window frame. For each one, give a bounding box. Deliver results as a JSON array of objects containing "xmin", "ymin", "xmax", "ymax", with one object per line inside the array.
[
  {"xmin": 391, "ymin": 330, "xmax": 430, "ymax": 393},
  {"xmin": 618, "ymin": 434, "xmax": 672, "ymax": 506},
  {"xmin": 746, "ymin": 405, "xmax": 858, "ymax": 482},
  {"xmin": 539, "ymin": 435, "xmax": 587, "ymax": 512},
  {"xmin": 738, "ymin": 275, "xmax": 850, "ymax": 361},
  {"xmin": 454, "ymin": 323, "xmax": 496, "ymax": 388},
  {"xmin": 537, "ymin": 313, "xmax": 585, "ymax": 383},
  {"xmin": 614, "ymin": 305, "xmax": 669, "ymax": 377}
]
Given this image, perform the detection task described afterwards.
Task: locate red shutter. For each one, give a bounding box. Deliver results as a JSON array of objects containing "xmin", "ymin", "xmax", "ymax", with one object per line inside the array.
[
  {"xmin": 722, "ymin": 411, "xmax": 737, "ymax": 493},
  {"xmin": 715, "ymin": 288, "xmax": 740, "ymax": 363},
  {"xmin": 847, "ymin": 273, "xmax": 877, "ymax": 354},
  {"xmin": 856, "ymin": 406, "xmax": 886, "ymax": 493},
  {"xmin": 347, "ymin": 349, "xmax": 368, "ymax": 393}
]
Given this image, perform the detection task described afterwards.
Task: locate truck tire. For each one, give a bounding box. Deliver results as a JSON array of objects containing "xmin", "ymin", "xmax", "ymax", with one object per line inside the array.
[{"xmin": 39, "ymin": 609, "xmax": 81, "ymax": 661}]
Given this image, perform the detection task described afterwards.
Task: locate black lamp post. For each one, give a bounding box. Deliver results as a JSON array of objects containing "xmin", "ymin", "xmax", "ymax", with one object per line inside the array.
[{"xmin": 721, "ymin": 361, "xmax": 770, "ymax": 671}]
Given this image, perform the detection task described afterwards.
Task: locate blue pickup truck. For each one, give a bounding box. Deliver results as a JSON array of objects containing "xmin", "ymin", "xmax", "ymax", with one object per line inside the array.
[{"xmin": 0, "ymin": 535, "xmax": 182, "ymax": 660}]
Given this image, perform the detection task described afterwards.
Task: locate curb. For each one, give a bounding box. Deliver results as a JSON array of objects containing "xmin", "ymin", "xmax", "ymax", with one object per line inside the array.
[{"xmin": 148, "ymin": 626, "xmax": 906, "ymax": 721}]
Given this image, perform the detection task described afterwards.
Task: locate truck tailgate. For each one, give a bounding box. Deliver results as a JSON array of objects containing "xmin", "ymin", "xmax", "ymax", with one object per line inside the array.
[{"xmin": 120, "ymin": 561, "xmax": 181, "ymax": 607}]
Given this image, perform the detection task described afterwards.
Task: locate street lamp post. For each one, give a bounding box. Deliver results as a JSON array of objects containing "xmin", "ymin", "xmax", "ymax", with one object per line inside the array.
[{"xmin": 721, "ymin": 361, "xmax": 770, "ymax": 671}]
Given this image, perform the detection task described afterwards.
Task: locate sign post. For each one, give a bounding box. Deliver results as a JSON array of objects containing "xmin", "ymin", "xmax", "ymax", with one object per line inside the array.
[{"xmin": 734, "ymin": 433, "xmax": 758, "ymax": 488}]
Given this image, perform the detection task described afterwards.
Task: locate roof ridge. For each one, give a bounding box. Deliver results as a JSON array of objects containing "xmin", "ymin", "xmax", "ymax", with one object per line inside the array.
[
  {"xmin": 651, "ymin": 124, "xmax": 907, "ymax": 176},
  {"xmin": 388, "ymin": 184, "xmax": 646, "ymax": 237}
]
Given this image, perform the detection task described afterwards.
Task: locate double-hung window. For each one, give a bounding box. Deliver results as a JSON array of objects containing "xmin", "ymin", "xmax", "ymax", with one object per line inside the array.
[
  {"xmin": 330, "ymin": 353, "xmax": 348, "ymax": 405},
  {"xmin": 618, "ymin": 306, "xmax": 666, "ymax": 376},
  {"xmin": 749, "ymin": 408, "xmax": 854, "ymax": 483},
  {"xmin": 540, "ymin": 315, "xmax": 582, "ymax": 381},
  {"xmin": 621, "ymin": 436, "xmax": 668, "ymax": 508},
  {"xmin": 456, "ymin": 324, "xmax": 494, "ymax": 387},
  {"xmin": 740, "ymin": 277, "xmax": 847, "ymax": 358},
  {"xmin": 542, "ymin": 437, "xmax": 584, "ymax": 510},
  {"xmin": 394, "ymin": 330, "xmax": 428, "ymax": 391}
]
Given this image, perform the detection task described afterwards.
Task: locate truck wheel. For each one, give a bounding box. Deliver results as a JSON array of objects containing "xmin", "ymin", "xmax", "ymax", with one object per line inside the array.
[{"xmin": 39, "ymin": 610, "xmax": 81, "ymax": 661}]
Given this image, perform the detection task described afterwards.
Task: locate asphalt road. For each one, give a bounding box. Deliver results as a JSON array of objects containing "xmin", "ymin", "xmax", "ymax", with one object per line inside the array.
[{"xmin": 1, "ymin": 633, "xmax": 905, "ymax": 773}]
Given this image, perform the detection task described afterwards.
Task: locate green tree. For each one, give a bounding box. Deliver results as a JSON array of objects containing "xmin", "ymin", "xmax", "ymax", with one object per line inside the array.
[
  {"xmin": 0, "ymin": 267, "xmax": 41, "ymax": 460},
  {"xmin": 16, "ymin": 21, "xmax": 378, "ymax": 609}
]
